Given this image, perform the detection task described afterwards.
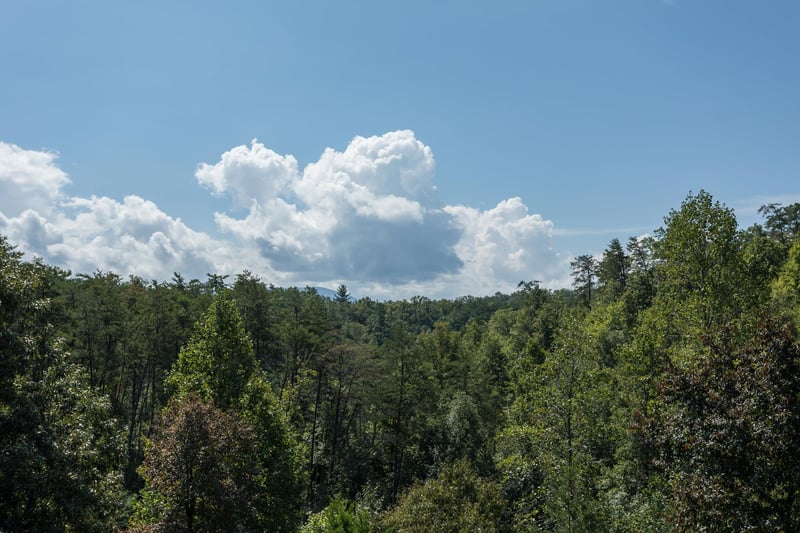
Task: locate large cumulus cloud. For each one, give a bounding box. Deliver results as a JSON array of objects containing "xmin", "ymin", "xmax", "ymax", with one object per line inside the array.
[
  {"xmin": 200, "ymin": 131, "xmax": 462, "ymax": 283},
  {"xmin": 0, "ymin": 133, "xmax": 567, "ymax": 298}
]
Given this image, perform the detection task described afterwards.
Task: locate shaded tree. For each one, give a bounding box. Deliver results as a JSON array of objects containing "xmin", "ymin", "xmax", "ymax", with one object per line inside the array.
[
  {"xmin": 376, "ymin": 325, "xmax": 437, "ymax": 502},
  {"xmin": 165, "ymin": 291, "xmax": 303, "ymax": 531},
  {"xmin": 239, "ymin": 373, "xmax": 304, "ymax": 531},
  {"xmin": 0, "ymin": 236, "xmax": 125, "ymax": 532},
  {"xmin": 759, "ymin": 202, "xmax": 800, "ymax": 247},
  {"xmin": 570, "ymin": 254, "xmax": 597, "ymax": 307},
  {"xmin": 233, "ymin": 270, "xmax": 278, "ymax": 369},
  {"xmin": 641, "ymin": 317, "xmax": 800, "ymax": 531},
  {"xmin": 132, "ymin": 395, "xmax": 260, "ymax": 532}
]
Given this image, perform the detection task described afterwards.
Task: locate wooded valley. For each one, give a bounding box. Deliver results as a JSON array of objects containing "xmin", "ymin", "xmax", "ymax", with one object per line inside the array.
[{"xmin": 3, "ymin": 190, "xmax": 800, "ymax": 531}]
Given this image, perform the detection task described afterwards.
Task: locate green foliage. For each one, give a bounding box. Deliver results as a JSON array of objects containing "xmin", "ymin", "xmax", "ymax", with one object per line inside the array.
[
  {"xmin": 773, "ymin": 239, "xmax": 800, "ymax": 326},
  {"xmin": 310, "ymin": 343, "xmax": 380, "ymax": 504},
  {"xmin": 417, "ymin": 321, "xmax": 462, "ymax": 393},
  {"xmin": 738, "ymin": 223, "xmax": 787, "ymax": 307},
  {"xmin": 5, "ymin": 188, "xmax": 800, "ymax": 532},
  {"xmin": 276, "ymin": 286, "xmax": 334, "ymax": 397},
  {"xmin": 620, "ymin": 236, "xmax": 657, "ymax": 325},
  {"xmin": 570, "ymin": 254, "xmax": 598, "ymax": 307},
  {"xmin": 0, "ymin": 236, "xmax": 126, "ymax": 531},
  {"xmin": 375, "ymin": 325, "xmax": 438, "ymax": 502},
  {"xmin": 335, "ymin": 284, "xmax": 352, "ymax": 303},
  {"xmin": 132, "ymin": 395, "xmax": 260, "ymax": 532},
  {"xmin": 759, "ymin": 202, "xmax": 800, "ymax": 246},
  {"xmin": 240, "ymin": 372, "xmax": 305, "ymax": 531},
  {"xmin": 158, "ymin": 290, "xmax": 303, "ymax": 531},
  {"xmin": 301, "ymin": 496, "xmax": 374, "ymax": 533},
  {"xmin": 441, "ymin": 391, "xmax": 484, "ymax": 465},
  {"xmin": 1, "ymin": 360, "xmax": 127, "ymax": 532},
  {"xmin": 499, "ymin": 313, "xmax": 615, "ymax": 531},
  {"xmin": 57, "ymin": 273, "xmax": 198, "ymax": 488},
  {"xmin": 596, "ymin": 238, "xmax": 629, "ymax": 302},
  {"xmin": 233, "ymin": 270, "xmax": 280, "ymax": 368},
  {"xmin": 383, "ymin": 459, "xmax": 505, "ymax": 533},
  {"xmin": 655, "ymin": 190, "xmax": 741, "ymax": 326},
  {"xmin": 640, "ymin": 317, "xmax": 800, "ymax": 530},
  {"xmin": 166, "ymin": 291, "xmax": 255, "ymax": 409}
]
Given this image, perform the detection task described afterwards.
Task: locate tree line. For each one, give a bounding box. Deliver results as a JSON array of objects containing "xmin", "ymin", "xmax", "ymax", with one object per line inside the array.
[{"xmin": 2, "ymin": 190, "xmax": 800, "ymax": 531}]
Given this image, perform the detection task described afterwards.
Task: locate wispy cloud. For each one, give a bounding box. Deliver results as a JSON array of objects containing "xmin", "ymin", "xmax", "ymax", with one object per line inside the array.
[
  {"xmin": 730, "ymin": 194, "xmax": 800, "ymax": 222},
  {"xmin": 552, "ymin": 226, "xmax": 653, "ymax": 237}
]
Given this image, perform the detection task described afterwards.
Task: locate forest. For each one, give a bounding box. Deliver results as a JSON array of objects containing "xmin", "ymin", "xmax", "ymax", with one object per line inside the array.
[{"xmin": 2, "ymin": 190, "xmax": 800, "ymax": 532}]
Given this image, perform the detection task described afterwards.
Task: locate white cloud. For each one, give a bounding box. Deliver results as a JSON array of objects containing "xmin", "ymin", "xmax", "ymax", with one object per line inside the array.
[
  {"xmin": 195, "ymin": 139, "xmax": 299, "ymax": 208},
  {"xmin": 443, "ymin": 197, "xmax": 568, "ymax": 296},
  {"xmin": 298, "ymin": 130, "xmax": 437, "ymax": 206},
  {"xmin": 0, "ymin": 142, "xmax": 70, "ymax": 216},
  {"xmin": 552, "ymin": 226, "xmax": 651, "ymax": 237},
  {"xmin": 201, "ymin": 130, "xmax": 461, "ymax": 283},
  {"xmin": 1, "ymin": 132, "xmax": 570, "ymax": 298},
  {"xmin": 0, "ymin": 194, "xmax": 237, "ymax": 281},
  {"xmin": 0, "ymin": 142, "xmax": 248, "ymax": 281},
  {"xmin": 49, "ymin": 195, "xmax": 225, "ymax": 278}
]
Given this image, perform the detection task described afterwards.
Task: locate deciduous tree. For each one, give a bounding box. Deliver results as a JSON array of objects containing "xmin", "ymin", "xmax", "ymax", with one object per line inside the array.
[
  {"xmin": 0, "ymin": 236, "xmax": 125, "ymax": 532},
  {"xmin": 132, "ymin": 395, "xmax": 260, "ymax": 532},
  {"xmin": 383, "ymin": 459, "xmax": 505, "ymax": 533},
  {"xmin": 641, "ymin": 317, "xmax": 800, "ymax": 530}
]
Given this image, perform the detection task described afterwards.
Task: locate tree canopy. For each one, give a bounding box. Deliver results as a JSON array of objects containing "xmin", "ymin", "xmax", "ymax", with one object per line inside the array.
[{"xmin": 3, "ymin": 193, "xmax": 800, "ymax": 531}]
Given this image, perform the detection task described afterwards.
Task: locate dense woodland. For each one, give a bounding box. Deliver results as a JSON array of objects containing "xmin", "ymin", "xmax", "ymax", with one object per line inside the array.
[{"xmin": 3, "ymin": 190, "xmax": 800, "ymax": 531}]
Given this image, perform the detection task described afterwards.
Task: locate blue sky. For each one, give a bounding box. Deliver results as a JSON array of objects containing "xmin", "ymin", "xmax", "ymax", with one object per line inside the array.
[{"xmin": 1, "ymin": 0, "xmax": 799, "ymax": 298}]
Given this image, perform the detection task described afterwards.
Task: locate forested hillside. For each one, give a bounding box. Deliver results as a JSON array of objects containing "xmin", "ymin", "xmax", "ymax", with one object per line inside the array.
[{"xmin": 3, "ymin": 191, "xmax": 800, "ymax": 531}]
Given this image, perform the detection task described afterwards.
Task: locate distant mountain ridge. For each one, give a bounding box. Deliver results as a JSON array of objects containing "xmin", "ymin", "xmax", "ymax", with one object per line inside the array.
[{"xmin": 312, "ymin": 286, "xmax": 356, "ymax": 301}]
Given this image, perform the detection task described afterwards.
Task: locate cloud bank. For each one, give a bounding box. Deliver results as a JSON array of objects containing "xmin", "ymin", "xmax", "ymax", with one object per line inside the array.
[{"xmin": 0, "ymin": 132, "xmax": 567, "ymax": 298}]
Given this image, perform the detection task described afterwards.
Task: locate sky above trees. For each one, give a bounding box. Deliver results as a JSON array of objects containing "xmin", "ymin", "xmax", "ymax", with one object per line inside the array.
[{"xmin": 1, "ymin": 0, "xmax": 799, "ymax": 299}]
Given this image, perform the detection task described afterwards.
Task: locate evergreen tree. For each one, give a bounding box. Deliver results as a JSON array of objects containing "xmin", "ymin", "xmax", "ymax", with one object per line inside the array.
[
  {"xmin": 155, "ymin": 291, "xmax": 302, "ymax": 531},
  {"xmin": 597, "ymin": 238, "xmax": 629, "ymax": 301},
  {"xmin": 166, "ymin": 291, "xmax": 255, "ymax": 409},
  {"xmin": 570, "ymin": 254, "xmax": 598, "ymax": 307},
  {"xmin": 335, "ymin": 284, "xmax": 351, "ymax": 303}
]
